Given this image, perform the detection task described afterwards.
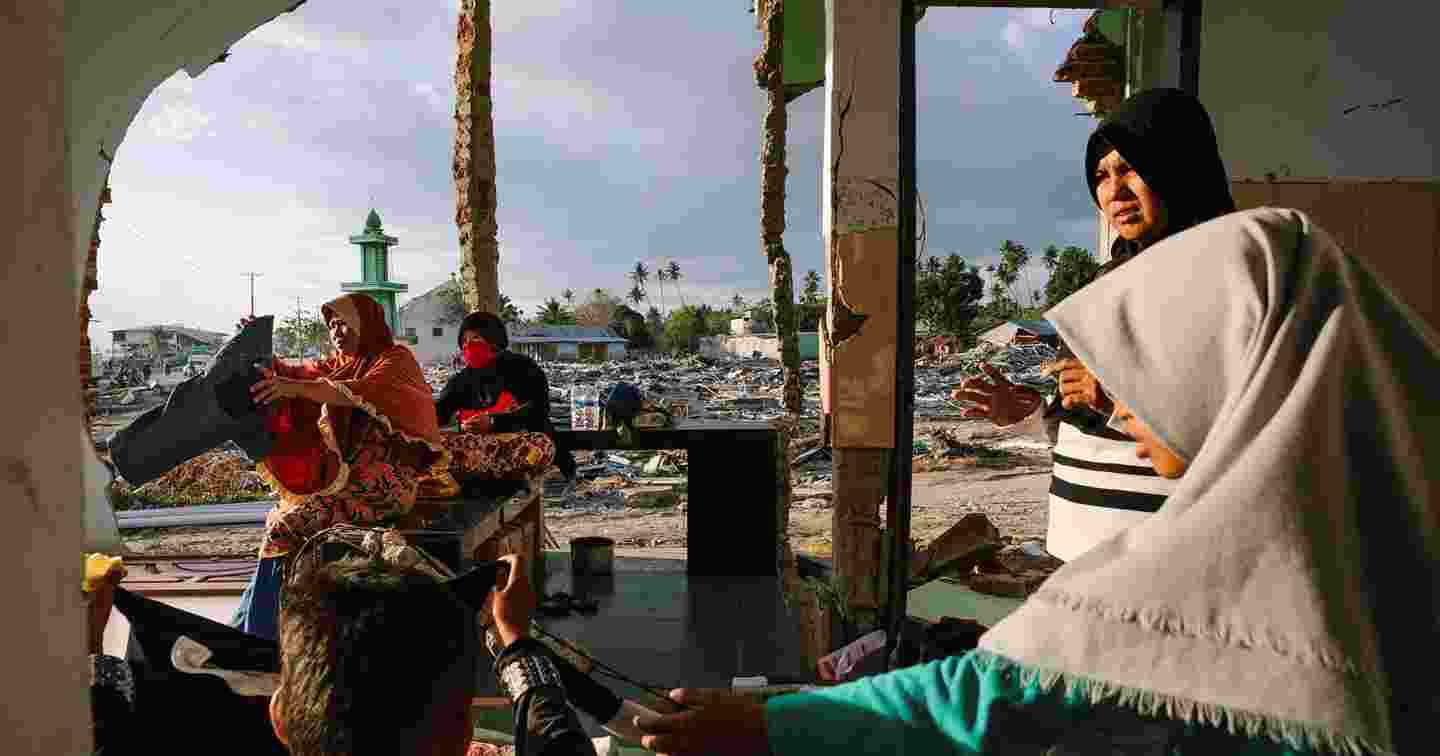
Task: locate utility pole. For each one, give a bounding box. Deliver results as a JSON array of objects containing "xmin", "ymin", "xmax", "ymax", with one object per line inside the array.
[
  {"xmin": 293, "ymin": 296, "xmax": 306, "ymax": 358},
  {"xmin": 240, "ymin": 272, "xmax": 264, "ymax": 317}
]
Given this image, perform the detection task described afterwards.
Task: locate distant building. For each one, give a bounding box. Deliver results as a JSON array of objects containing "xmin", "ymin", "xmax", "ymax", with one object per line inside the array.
[
  {"xmin": 509, "ymin": 325, "xmax": 629, "ymax": 362},
  {"xmin": 109, "ymin": 324, "xmax": 229, "ymax": 362},
  {"xmin": 699, "ymin": 332, "xmax": 821, "ymax": 361},
  {"xmin": 397, "ymin": 282, "xmax": 463, "ymax": 365},
  {"xmin": 978, "ymin": 319, "xmax": 1059, "ymax": 348}
]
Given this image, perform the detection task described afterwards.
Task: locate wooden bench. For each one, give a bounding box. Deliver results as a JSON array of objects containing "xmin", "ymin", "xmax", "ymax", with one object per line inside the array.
[
  {"xmin": 556, "ymin": 420, "xmax": 782, "ymax": 577},
  {"xmin": 411, "ymin": 475, "xmax": 548, "ymax": 592}
]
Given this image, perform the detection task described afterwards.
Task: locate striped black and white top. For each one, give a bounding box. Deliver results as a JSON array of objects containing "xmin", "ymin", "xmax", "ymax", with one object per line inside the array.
[{"xmin": 1043, "ymin": 404, "xmax": 1176, "ymax": 563}]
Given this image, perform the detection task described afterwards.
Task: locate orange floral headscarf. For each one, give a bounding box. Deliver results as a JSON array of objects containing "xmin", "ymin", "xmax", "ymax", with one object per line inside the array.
[{"xmin": 261, "ymin": 294, "xmax": 442, "ymax": 497}]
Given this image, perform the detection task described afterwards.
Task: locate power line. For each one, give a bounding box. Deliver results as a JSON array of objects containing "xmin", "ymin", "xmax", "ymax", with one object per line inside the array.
[{"xmin": 240, "ymin": 272, "xmax": 264, "ymax": 317}]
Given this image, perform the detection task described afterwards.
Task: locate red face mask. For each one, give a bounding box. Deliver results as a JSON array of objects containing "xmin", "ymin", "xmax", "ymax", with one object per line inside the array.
[{"xmin": 462, "ymin": 339, "xmax": 497, "ymax": 369}]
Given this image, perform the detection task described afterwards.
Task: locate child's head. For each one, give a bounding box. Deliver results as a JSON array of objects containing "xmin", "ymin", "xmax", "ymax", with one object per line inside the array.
[{"xmin": 271, "ymin": 557, "xmax": 479, "ymax": 756}]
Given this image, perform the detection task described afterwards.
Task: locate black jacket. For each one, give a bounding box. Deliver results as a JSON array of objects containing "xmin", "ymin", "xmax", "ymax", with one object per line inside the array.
[{"xmin": 435, "ymin": 351, "xmax": 555, "ymax": 435}]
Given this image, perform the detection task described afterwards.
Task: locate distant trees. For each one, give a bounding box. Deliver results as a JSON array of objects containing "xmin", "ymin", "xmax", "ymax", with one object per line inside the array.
[
  {"xmin": 798, "ymin": 269, "xmax": 824, "ymax": 331},
  {"xmin": 497, "ymin": 294, "xmax": 523, "ymax": 324},
  {"xmin": 1042, "ymin": 245, "xmax": 1101, "ymax": 308},
  {"xmin": 575, "ymin": 289, "xmax": 622, "ymax": 327},
  {"xmin": 915, "ymin": 253, "xmax": 985, "ymax": 348},
  {"xmin": 535, "ymin": 298, "xmax": 575, "ymax": 325}
]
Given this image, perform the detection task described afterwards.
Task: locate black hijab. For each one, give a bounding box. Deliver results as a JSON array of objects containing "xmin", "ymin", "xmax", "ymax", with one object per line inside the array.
[{"xmin": 1085, "ymin": 88, "xmax": 1236, "ymax": 267}]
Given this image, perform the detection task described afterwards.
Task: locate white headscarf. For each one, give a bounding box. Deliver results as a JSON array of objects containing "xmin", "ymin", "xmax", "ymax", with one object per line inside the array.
[{"xmin": 978, "ymin": 208, "xmax": 1440, "ymax": 755}]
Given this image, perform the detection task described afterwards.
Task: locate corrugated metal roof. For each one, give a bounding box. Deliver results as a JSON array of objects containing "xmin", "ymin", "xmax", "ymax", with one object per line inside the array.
[
  {"xmin": 1009, "ymin": 319, "xmax": 1057, "ymax": 337},
  {"xmin": 508, "ymin": 325, "xmax": 628, "ymax": 344}
]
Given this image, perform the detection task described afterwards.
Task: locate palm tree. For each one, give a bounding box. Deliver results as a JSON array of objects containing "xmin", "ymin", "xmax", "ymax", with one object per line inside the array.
[
  {"xmin": 802, "ymin": 269, "xmax": 821, "ymax": 304},
  {"xmin": 454, "ymin": 0, "xmax": 499, "ymax": 314},
  {"xmin": 654, "ymin": 267, "xmax": 671, "ymax": 313},
  {"xmin": 731, "ymin": 294, "xmax": 747, "ymax": 313},
  {"xmin": 562, "ymin": 288, "xmax": 574, "ymax": 307},
  {"xmin": 628, "ymin": 284, "xmax": 646, "ymax": 307},
  {"xmin": 630, "ymin": 262, "xmax": 649, "ymax": 304},
  {"xmin": 667, "ymin": 260, "xmax": 687, "ymax": 308},
  {"xmin": 498, "ymin": 293, "xmax": 522, "ymax": 324},
  {"xmin": 537, "ymin": 298, "xmax": 571, "ymax": 325}
]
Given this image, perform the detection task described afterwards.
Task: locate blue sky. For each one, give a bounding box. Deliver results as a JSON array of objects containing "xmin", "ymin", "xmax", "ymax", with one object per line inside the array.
[{"xmin": 90, "ymin": 2, "xmax": 1099, "ymax": 350}]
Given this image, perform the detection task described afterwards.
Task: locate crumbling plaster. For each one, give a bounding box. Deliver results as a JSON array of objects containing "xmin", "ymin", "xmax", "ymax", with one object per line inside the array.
[{"xmin": 66, "ymin": 1, "xmax": 307, "ymax": 301}]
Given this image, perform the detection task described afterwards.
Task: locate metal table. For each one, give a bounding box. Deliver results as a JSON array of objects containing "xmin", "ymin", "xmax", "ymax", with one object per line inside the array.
[
  {"xmin": 476, "ymin": 551, "xmax": 812, "ymax": 723},
  {"xmin": 555, "ymin": 420, "xmax": 782, "ymax": 577}
]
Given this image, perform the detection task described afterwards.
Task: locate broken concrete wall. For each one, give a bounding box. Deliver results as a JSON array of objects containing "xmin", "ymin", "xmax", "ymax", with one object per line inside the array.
[
  {"xmin": 1198, "ymin": 0, "xmax": 1440, "ymax": 329},
  {"xmin": 3, "ymin": 2, "xmax": 91, "ymax": 753}
]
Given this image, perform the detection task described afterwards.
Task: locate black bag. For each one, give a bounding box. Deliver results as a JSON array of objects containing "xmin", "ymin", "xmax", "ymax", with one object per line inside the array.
[{"xmin": 109, "ymin": 317, "xmax": 275, "ymax": 486}]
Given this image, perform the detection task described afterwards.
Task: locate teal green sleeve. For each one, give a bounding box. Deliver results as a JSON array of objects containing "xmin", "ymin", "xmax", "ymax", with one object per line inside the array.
[
  {"xmin": 764, "ymin": 652, "xmax": 1070, "ymax": 755},
  {"xmin": 764, "ymin": 651, "xmax": 1313, "ymax": 756}
]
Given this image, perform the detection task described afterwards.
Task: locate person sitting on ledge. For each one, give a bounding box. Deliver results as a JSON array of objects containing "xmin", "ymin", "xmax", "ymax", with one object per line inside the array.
[
  {"xmin": 432, "ymin": 312, "xmax": 576, "ymax": 497},
  {"xmin": 234, "ymin": 293, "xmax": 446, "ymax": 642}
]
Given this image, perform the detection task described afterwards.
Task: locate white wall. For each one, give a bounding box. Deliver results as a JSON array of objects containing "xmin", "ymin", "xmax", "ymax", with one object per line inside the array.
[
  {"xmin": 398, "ymin": 289, "xmax": 459, "ymax": 366},
  {"xmin": 1199, "ymin": 0, "xmax": 1440, "ymax": 181}
]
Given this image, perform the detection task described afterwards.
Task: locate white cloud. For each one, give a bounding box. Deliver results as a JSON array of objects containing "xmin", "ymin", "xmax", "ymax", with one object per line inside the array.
[
  {"xmin": 413, "ymin": 82, "xmax": 450, "ymax": 116},
  {"xmin": 148, "ymin": 103, "xmax": 215, "ymax": 142}
]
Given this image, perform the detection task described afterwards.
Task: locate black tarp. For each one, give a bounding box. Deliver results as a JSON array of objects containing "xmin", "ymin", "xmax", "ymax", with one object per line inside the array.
[{"xmin": 109, "ymin": 316, "xmax": 275, "ymax": 486}]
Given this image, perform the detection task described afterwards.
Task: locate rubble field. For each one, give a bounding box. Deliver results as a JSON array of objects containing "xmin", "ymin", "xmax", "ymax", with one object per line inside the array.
[{"xmin": 117, "ymin": 346, "xmax": 1058, "ymax": 560}]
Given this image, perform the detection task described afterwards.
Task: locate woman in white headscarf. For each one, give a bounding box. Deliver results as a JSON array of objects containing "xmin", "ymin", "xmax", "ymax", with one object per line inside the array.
[{"xmin": 636, "ymin": 208, "xmax": 1440, "ymax": 756}]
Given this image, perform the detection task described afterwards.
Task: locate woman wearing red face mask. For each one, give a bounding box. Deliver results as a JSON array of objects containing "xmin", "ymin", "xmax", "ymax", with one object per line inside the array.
[{"xmin": 430, "ymin": 312, "xmax": 574, "ymax": 497}]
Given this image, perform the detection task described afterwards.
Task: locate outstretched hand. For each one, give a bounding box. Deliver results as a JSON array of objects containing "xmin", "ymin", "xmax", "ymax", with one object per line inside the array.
[
  {"xmin": 637, "ymin": 688, "xmax": 769, "ymax": 756},
  {"xmin": 952, "ymin": 362, "xmax": 1044, "ymax": 427}
]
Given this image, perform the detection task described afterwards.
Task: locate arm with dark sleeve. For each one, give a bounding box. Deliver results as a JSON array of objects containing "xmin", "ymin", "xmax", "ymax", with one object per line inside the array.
[
  {"xmin": 495, "ymin": 639, "xmax": 597, "ymax": 756},
  {"xmin": 90, "ymin": 654, "xmax": 138, "ymax": 756},
  {"xmin": 491, "ymin": 358, "xmax": 551, "ymax": 435},
  {"xmin": 434, "ymin": 372, "xmax": 470, "ymax": 429}
]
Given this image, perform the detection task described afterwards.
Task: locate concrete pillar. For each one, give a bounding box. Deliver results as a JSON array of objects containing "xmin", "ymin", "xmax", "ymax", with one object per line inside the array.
[
  {"xmin": 820, "ymin": 0, "xmax": 900, "ymax": 628},
  {"xmin": 2, "ymin": 2, "xmax": 94, "ymax": 753}
]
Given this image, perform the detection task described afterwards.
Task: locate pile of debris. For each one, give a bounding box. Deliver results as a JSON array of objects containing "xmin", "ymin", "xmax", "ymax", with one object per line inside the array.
[
  {"xmin": 908, "ymin": 513, "xmax": 1062, "ymax": 598},
  {"xmin": 816, "ymin": 512, "xmax": 1064, "ymax": 683},
  {"xmin": 551, "ymin": 449, "xmax": 689, "ymax": 512},
  {"xmin": 114, "ymin": 446, "xmax": 269, "ymax": 509},
  {"xmin": 424, "ymin": 341, "xmax": 1055, "ymax": 425}
]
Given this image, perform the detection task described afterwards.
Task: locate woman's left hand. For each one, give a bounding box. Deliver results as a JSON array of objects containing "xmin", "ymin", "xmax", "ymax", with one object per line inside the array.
[
  {"xmin": 250, "ymin": 368, "xmax": 304, "ymax": 405},
  {"xmin": 637, "ymin": 688, "xmax": 769, "ymax": 755},
  {"xmin": 461, "ymin": 415, "xmax": 494, "ymax": 434},
  {"xmin": 1045, "ymin": 358, "xmax": 1112, "ymax": 414}
]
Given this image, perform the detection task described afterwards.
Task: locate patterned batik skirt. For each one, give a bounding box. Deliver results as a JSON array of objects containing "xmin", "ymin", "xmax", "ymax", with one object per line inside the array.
[{"xmin": 444, "ymin": 431, "xmax": 556, "ymax": 481}]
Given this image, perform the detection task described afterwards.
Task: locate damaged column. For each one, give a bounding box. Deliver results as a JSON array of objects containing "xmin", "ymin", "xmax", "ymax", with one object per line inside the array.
[{"xmin": 820, "ymin": 0, "xmax": 901, "ymax": 635}]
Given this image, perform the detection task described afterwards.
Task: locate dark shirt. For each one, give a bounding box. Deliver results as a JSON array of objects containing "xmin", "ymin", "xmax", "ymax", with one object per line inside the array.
[{"xmin": 435, "ymin": 352, "xmax": 554, "ymax": 435}]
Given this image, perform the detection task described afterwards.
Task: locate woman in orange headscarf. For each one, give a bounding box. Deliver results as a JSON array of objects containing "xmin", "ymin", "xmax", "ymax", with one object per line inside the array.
[{"xmin": 231, "ymin": 293, "xmax": 446, "ymax": 640}]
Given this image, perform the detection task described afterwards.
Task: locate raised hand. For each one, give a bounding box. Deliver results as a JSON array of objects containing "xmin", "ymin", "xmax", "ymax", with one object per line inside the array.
[{"xmin": 952, "ymin": 362, "xmax": 1044, "ymax": 427}]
